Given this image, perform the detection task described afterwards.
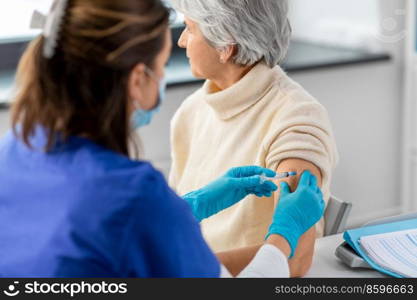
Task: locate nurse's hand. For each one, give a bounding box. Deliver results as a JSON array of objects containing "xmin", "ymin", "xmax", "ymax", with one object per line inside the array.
[
  {"xmin": 183, "ymin": 166, "xmax": 278, "ymax": 222},
  {"xmin": 266, "ymin": 170, "xmax": 325, "ymax": 258}
]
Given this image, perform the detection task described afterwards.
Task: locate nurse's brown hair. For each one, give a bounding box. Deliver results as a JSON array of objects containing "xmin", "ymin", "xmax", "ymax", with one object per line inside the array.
[{"xmin": 12, "ymin": 0, "xmax": 170, "ymax": 156}]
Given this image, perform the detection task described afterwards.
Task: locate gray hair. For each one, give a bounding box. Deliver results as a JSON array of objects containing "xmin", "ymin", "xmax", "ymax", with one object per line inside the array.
[{"xmin": 171, "ymin": 0, "xmax": 292, "ymax": 68}]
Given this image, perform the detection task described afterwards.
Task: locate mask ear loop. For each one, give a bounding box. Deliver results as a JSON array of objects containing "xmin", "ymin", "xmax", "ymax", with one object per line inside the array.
[
  {"xmin": 134, "ymin": 65, "xmax": 165, "ymax": 115},
  {"xmin": 30, "ymin": 0, "xmax": 70, "ymax": 59},
  {"xmin": 144, "ymin": 66, "xmax": 164, "ymax": 109},
  {"xmin": 133, "ymin": 98, "xmax": 144, "ymax": 111},
  {"xmin": 144, "ymin": 66, "xmax": 160, "ymax": 83}
]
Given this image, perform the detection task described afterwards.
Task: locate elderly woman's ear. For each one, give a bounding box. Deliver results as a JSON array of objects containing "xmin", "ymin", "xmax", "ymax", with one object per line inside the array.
[{"xmin": 219, "ymin": 45, "xmax": 236, "ymax": 64}]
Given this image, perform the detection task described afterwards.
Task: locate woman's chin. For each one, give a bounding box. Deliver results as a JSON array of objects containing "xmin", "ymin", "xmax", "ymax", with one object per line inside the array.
[{"xmin": 190, "ymin": 67, "xmax": 206, "ymax": 80}]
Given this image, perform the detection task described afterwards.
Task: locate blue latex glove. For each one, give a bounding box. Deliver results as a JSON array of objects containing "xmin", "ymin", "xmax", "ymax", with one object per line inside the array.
[
  {"xmin": 183, "ymin": 166, "xmax": 278, "ymax": 222},
  {"xmin": 266, "ymin": 170, "xmax": 325, "ymax": 258}
]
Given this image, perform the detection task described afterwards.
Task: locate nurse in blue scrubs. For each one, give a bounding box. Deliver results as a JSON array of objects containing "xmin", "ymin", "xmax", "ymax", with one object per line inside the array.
[{"xmin": 0, "ymin": 0, "xmax": 325, "ymax": 277}]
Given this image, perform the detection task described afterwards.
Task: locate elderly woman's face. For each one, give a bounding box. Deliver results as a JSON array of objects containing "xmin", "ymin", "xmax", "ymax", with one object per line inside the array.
[{"xmin": 178, "ymin": 17, "xmax": 224, "ymax": 79}]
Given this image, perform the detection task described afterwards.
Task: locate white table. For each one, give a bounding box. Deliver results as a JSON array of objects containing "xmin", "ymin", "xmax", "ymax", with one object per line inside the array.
[{"xmin": 305, "ymin": 234, "xmax": 387, "ymax": 278}]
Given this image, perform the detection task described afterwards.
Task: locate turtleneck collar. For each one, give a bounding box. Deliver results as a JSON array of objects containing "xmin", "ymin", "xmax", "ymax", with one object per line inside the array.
[{"xmin": 202, "ymin": 61, "xmax": 281, "ymax": 120}]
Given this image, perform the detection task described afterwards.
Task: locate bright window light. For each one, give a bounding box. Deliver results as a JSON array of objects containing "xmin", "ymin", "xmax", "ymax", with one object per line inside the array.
[{"xmin": 0, "ymin": 0, "xmax": 53, "ymax": 41}]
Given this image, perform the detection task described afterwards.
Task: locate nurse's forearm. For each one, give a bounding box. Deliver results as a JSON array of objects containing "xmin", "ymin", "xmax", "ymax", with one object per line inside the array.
[
  {"xmin": 216, "ymin": 244, "xmax": 262, "ymax": 277},
  {"xmin": 288, "ymin": 227, "xmax": 316, "ymax": 277},
  {"xmin": 266, "ymin": 234, "xmax": 291, "ymax": 257},
  {"xmin": 217, "ymin": 235, "xmax": 291, "ymax": 277},
  {"xmin": 216, "ymin": 235, "xmax": 313, "ymax": 277}
]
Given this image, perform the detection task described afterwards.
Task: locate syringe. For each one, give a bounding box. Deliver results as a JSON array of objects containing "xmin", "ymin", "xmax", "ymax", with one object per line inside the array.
[{"xmin": 260, "ymin": 172, "xmax": 297, "ymax": 183}]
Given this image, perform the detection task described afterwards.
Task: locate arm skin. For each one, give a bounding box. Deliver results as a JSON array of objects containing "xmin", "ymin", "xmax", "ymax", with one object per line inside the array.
[
  {"xmin": 216, "ymin": 158, "xmax": 323, "ymax": 277},
  {"xmin": 266, "ymin": 234, "xmax": 291, "ymax": 258}
]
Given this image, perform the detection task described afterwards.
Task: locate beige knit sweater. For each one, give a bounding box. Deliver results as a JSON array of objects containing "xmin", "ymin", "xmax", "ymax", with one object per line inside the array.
[{"xmin": 169, "ymin": 62, "xmax": 339, "ymax": 252}]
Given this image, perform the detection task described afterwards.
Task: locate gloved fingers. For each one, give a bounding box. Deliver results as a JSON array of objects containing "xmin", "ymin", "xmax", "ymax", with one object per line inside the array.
[
  {"xmin": 260, "ymin": 180, "xmax": 278, "ymax": 192},
  {"xmin": 299, "ymin": 170, "xmax": 312, "ymax": 187},
  {"xmin": 256, "ymin": 186, "xmax": 275, "ymax": 197},
  {"xmin": 260, "ymin": 168, "xmax": 276, "ymax": 178},
  {"xmin": 248, "ymin": 183, "xmax": 277, "ymax": 198},
  {"xmin": 279, "ymin": 182, "xmax": 291, "ymax": 198},
  {"xmin": 320, "ymin": 200, "xmax": 326, "ymax": 212},
  {"xmin": 317, "ymin": 187, "xmax": 324, "ymax": 198},
  {"xmin": 237, "ymin": 175, "xmax": 277, "ymax": 190},
  {"xmin": 320, "ymin": 194, "xmax": 326, "ymax": 209},
  {"xmin": 252, "ymin": 181, "xmax": 278, "ymax": 196},
  {"xmin": 228, "ymin": 166, "xmax": 276, "ymax": 178},
  {"xmin": 316, "ymin": 192, "xmax": 326, "ymax": 215},
  {"xmin": 318, "ymin": 203, "xmax": 325, "ymax": 218},
  {"xmin": 232, "ymin": 174, "xmax": 277, "ymax": 198},
  {"xmin": 252, "ymin": 190, "xmax": 272, "ymax": 198},
  {"xmin": 310, "ymin": 173, "xmax": 318, "ymax": 188},
  {"xmin": 233, "ymin": 175, "xmax": 262, "ymax": 189},
  {"xmin": 255, "ymin": 190, "xmax": 273, "ymax": 198},
  {"xmin": 227, "ymin": 166, "xmax": 252, "ymax": 177},
  {"xmin": 316, "ymin": 188, "xmax": 324, "ymax": 206}
]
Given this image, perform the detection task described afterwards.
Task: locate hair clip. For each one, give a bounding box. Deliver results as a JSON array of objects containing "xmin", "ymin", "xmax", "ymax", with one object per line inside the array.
[
  {"xmin": 30, "ymin": 10, "xmax": 47, "ymax": 29},
  {"xmin": 30, "ymin": 0, "xmax": 69, "ymax": 59}
]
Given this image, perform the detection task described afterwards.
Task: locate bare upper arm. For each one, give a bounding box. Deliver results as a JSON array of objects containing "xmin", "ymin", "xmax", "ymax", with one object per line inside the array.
[{"xmin": 273, "ymin": 158, "xmax": 323, "ymax": 206}]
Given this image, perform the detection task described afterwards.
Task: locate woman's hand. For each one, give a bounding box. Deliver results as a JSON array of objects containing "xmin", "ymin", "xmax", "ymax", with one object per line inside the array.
[
  {"xmin": 266, "ymin": 170, "xmax": 325, "ymax": 258},
  {"xmin": 183, "ymin": 166, "xmax": 278, "ymax": 222}
]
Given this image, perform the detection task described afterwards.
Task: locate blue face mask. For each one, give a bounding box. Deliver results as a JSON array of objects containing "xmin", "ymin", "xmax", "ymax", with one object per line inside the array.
[{"xmin": 132, "ymin": 67, "xmax": 167, "ymax": 129}]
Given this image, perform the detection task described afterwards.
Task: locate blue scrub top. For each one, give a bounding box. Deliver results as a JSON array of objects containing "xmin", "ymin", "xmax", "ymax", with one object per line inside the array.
[{"xmin": 0, "ymin": 128, "xmax": 220, "ymax": 278}]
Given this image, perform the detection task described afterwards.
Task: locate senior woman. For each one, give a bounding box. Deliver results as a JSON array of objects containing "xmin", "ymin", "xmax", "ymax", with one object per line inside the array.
[{"xmin": 169, "ymin": 0, "xmax": 339, "ymax": 277}]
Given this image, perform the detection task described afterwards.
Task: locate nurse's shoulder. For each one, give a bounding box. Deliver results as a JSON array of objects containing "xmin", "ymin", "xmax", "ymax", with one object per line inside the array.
[{"xmin": 66, "ymin": 136, "xmax": 170, "ymax": 202}]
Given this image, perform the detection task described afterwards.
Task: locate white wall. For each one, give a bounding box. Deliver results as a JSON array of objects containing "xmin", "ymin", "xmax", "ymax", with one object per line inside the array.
[
  {"xmin": 289, "ymin": 0, "xmax": 406, "ymax": 53},
  {"xmin": 290, "ymin": 0, "xmax": 379, "ymax": 35}
]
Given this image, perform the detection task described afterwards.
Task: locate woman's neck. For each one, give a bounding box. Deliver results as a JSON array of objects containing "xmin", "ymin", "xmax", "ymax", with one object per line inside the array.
[{"xmin": 209, "ymin": 63, "xmax": 256, "ymax": 92}]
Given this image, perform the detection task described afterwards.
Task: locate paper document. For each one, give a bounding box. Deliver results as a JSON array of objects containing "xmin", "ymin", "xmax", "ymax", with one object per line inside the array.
[{"xmin": 360, "ymin": 229, "xmax": 417, "ymax": 278}]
